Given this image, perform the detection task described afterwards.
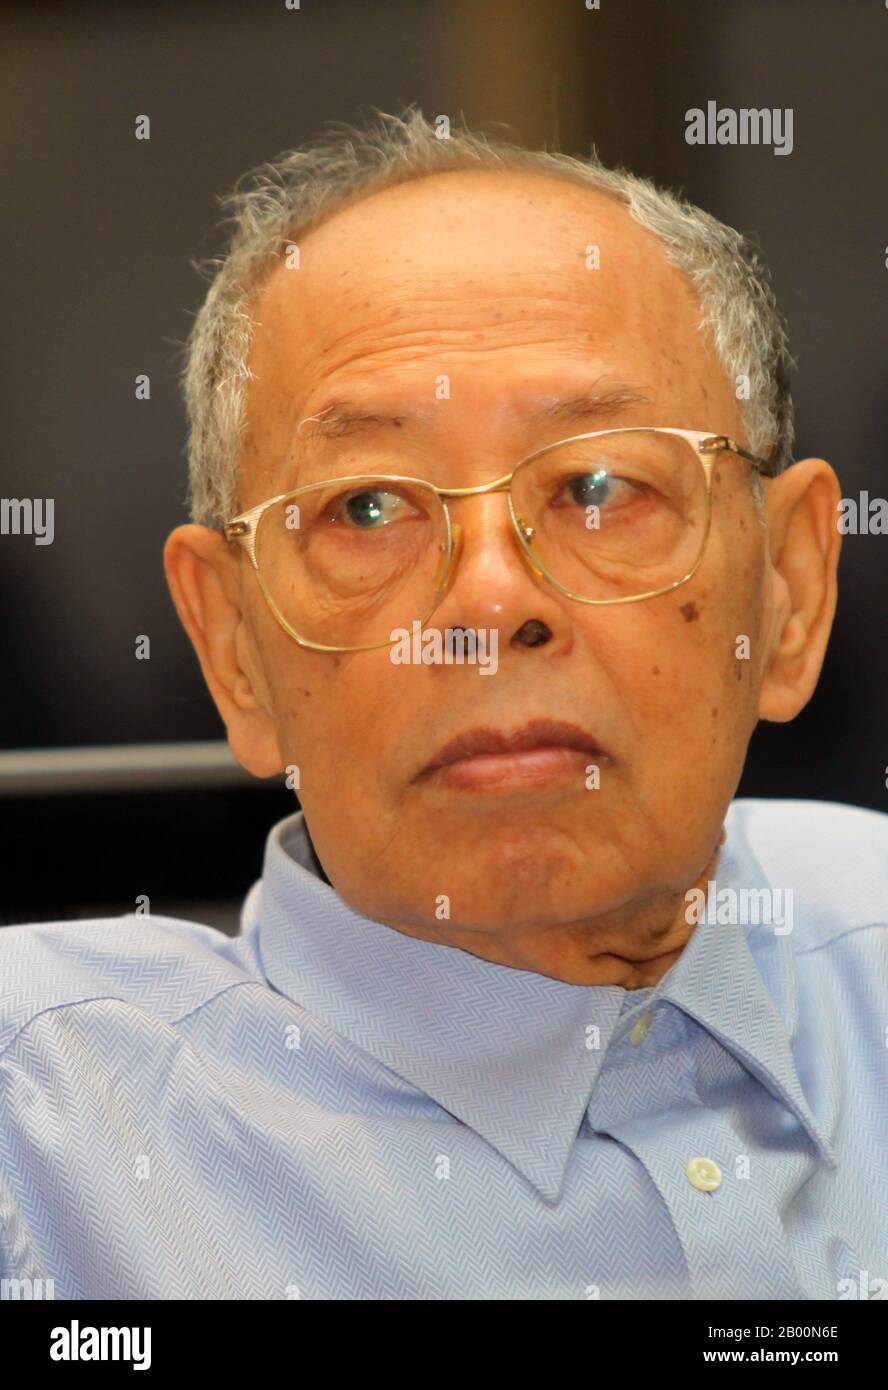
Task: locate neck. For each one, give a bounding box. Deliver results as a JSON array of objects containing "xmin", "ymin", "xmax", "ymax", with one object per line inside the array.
[{"xmin": 378, "ymin": 831, "xmax": 726, "ymax": 988}]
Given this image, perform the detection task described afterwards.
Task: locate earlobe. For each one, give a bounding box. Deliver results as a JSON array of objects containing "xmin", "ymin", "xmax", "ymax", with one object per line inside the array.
[
  {"xmin": 756, "ymin": 459, "xmax": 842, "ymax": 723},
  {"xmin": 163, "ymin": 525, "xmax": 283, "ymax": 778}
]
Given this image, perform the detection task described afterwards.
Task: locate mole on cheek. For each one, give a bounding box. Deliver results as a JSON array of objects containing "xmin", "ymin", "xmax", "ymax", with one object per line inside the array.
[
  {"xmin": 651, "ymin": 665, "xmax": 660, "ymax": 675},
  {"xmin": 679, "ymin": 601, "xmax": 700, "ymax": 623}
]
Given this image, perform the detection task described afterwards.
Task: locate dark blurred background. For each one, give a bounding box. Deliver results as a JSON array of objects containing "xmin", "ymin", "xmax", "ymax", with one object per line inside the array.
[{"xmin": 1, "ymin": 0, "xmax": 885, "ymax": 927}]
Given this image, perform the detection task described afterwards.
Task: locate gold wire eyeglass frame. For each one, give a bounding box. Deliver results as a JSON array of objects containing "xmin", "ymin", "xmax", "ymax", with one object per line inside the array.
[{"xmin": 223, "ymin": 427, "xmax": 769, "ymax": 653}]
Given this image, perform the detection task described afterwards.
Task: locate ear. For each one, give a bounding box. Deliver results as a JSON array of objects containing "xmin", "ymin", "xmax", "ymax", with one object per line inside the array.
[
  {"xmin": 757, "ymin": 458, "xmax": 842, "ymax": 723},
  {"xmin": 163, "ymin": 524, "xmax": 283, "ymax": 777}
]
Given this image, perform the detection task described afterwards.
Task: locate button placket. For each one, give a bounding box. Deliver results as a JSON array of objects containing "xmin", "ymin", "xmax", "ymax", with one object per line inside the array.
[{"xmin": 584, "ymin": 1029, "xmax": 809, "ymax": 1300}]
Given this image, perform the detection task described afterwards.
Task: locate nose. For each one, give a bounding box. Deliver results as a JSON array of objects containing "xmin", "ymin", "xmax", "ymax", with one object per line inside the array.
[
  {"xmin": 427, "ymin": 490, "xmax": 565, "ymax": 643},
  {"xmin": 439, "ymin": 491, "xmax": 545, "ymax": 597}
]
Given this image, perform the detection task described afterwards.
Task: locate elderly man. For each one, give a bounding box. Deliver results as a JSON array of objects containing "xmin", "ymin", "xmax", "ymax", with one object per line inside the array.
[{"xmin": 1, "ymin": 109, "xmax": 886, "ymax": 1302}]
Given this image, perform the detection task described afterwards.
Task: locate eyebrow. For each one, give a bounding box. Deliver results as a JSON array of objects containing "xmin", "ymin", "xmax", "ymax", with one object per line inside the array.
[{"xmin": 296, "ymin": 381, "xmax": 654, "ymax": 440}]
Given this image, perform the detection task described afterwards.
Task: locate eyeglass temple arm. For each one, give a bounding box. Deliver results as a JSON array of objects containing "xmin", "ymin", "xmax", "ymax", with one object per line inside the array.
[{"xmin": 701, "ymin": 435, "xmax": 771, "ymax": 472}]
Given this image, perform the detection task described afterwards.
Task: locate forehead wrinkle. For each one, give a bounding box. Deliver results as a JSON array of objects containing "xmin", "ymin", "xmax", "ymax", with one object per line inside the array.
[
  {"xmin": 257, "ymin": 247, "xmax": 695, "ymax": 394},
  {"xmin": 295, "ymin": 381, "xmax": 656, "ymax": 446},
  {"xmin": 294, "ymin": 315, "xmax": 617, "ymax": 380},
  {"xmin": 253, "ymin": 240, "xmax": 706, "ymax": 447}
]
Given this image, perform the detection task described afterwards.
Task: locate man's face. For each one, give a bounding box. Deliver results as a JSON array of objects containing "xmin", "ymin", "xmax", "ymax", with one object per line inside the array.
[
  {"xmin": 164, "ymin": 158, "xmax": 843, "ymax": 984},
  {"xmin": 229, "ymin": 168, "xmax": 768, "ymax": 939}
]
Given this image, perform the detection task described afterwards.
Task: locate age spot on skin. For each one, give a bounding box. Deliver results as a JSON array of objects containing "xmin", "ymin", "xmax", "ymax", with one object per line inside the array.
[
  {"xmin": 679, "ymin": 601, "xmax": 700, "ymax": 623},
  {"xmin": 651, "ymin": 665, "xmax": 660, "ymax": 675}
]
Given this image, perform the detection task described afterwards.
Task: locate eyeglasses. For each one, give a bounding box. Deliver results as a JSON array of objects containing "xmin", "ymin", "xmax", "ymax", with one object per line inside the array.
[{"xmin": 224, "ymin": 427, "xmax": 769, "ymax": 653}]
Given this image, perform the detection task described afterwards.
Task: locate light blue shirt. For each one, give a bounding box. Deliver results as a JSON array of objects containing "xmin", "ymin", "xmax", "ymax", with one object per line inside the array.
[{"xmin": 1, "ymin": 798, "xmax": 886, "ymax": 1300}]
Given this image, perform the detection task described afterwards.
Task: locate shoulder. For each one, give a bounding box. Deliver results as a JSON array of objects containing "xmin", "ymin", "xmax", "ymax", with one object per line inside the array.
[
  {"xmin": 0, "ymin": 911, "xmax": 260, "ymax": 1060},
  {"xmin": 726, "ymin": 797, "xmax": 888, "ymax": 953}
]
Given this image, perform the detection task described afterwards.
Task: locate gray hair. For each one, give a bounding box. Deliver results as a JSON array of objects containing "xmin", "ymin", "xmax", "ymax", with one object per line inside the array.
[{"xmin": 183, "ymin": 106, "xmax": 794, "ymax": 528}]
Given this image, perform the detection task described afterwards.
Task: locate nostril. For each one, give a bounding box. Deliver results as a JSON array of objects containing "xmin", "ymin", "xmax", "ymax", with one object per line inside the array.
[{"xmin": 513, "ymin": 618, "xmax": 552, "ymax": 648}]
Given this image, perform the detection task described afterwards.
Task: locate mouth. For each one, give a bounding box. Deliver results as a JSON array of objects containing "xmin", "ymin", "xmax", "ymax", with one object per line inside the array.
[{"xmin": 415, "ymin": 718, "xmax": 609, "ymax": 792}]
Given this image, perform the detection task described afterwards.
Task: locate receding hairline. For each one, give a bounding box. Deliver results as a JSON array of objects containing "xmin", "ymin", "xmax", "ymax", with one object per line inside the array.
[{"xmin": 252, "ymin": 160, "xmax": 676, "ymax": 303}]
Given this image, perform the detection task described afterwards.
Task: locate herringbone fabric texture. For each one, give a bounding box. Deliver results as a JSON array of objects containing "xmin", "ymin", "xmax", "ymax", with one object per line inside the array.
[{"xmin": 0, "ymin": 798, "xmax": 886, "ymax": 1299}]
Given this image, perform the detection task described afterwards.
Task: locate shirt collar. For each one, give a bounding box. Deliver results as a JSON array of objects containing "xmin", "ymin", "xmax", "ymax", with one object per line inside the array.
[
  {"xmin": 654, "ymin": 820, "xmax": 836, "ymax": 1172},
  {"xmin": 247, "ymin": 807, "xmax": 835, "ymax": 1200}
]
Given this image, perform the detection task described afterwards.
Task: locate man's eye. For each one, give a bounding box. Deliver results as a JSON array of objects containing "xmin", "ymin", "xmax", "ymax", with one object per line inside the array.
[
  {"xmin": 560, "ymin": 470, "xmax": 636, "ymax": 510},
  {"xmin": 337, "ymin": 490, "xmax": 409, "ymax": 528}
]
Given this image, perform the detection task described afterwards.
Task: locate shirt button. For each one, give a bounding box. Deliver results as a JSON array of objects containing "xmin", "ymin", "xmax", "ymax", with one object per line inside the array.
[
  {"xmin": 687, "ymin": 1156, "xmax": 722, "ymax": 1192},
  {"xmin": 629, "ymin": 1011, "xmax": 653, "ymax": 1045}
]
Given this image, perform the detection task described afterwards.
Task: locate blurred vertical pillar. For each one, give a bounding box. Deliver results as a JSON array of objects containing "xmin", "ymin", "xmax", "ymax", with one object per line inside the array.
[{"xmin": 435, "ymin": 0, "xmax": 669, "ymax": 170}]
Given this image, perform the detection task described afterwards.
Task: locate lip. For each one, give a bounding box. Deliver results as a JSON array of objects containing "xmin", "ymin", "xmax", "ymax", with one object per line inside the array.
[{"xmin": 416, "ymin": 718, "xmax": 608, "ymax": 791}]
